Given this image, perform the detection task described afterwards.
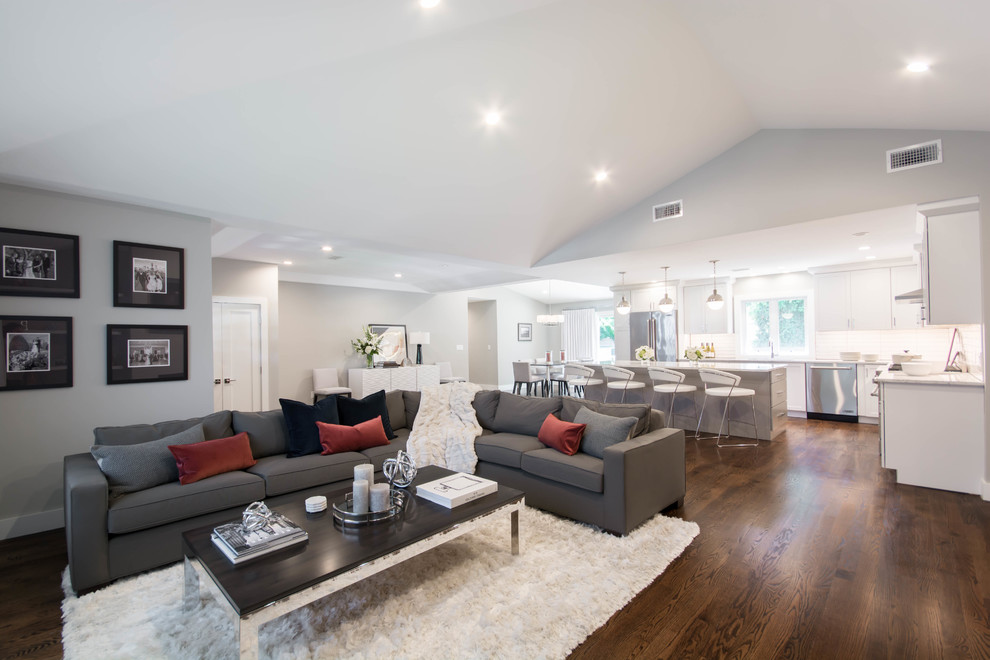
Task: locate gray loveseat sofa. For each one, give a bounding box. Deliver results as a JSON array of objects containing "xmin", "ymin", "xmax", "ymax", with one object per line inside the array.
[{"xmin": 64, "ymin": 389, "xmax": 685, "ymax": 593}]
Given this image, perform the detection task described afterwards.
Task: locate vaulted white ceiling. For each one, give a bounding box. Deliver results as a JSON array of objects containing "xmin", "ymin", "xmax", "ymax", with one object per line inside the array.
[{"xmin": 1, "ymin": 0, "xmax": 987, "ymax": 295}]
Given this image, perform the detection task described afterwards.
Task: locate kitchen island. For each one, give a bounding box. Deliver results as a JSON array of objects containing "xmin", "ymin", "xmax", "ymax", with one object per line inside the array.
[{"xmin": 581, "ymin": 361, "xmax": 787, "ymax": 441}]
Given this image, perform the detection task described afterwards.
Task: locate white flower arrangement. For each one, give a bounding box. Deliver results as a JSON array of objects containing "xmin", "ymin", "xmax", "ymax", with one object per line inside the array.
[
  {"xmin": 684, "ymin": 346, "xmax": 705, "ymax": 361},
  {"xmin": 635, "ymin": 345, "xmax": 655, "ymax": 362},
  {"xmin": 351, "ymin": 327, "xmax": 385, "ymax": 366}
]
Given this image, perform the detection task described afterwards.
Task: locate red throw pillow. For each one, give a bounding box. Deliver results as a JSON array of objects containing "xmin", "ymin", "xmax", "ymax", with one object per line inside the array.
[
  {"xmin": 168, "ymin": 432, "xmax": 257, "ymax": 485},
  {"xmin": 317, "ymin": 416, "xmax": 390, "ymax": 455},
  {"xmin": 537, "ymin": 413, "xmax": 586, "ymax": 455}
]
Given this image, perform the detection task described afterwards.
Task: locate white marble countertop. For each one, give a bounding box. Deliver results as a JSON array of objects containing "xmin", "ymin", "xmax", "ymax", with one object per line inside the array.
[
  {"xmin": 613, "ymin": 360, "xmax": 782, "ymax": 372},
  {"xmin": 876, "ymin": 370, "xmax": 984, "ymax": 387}
]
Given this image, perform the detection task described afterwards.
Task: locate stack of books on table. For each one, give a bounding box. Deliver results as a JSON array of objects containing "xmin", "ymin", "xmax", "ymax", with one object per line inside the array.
[
  {"xmin": 416, "ymin": 472, "xmax": 498, "ymax": 508},
  {"xmin": 211, "ymin": 511, "xmax": 308, "ymax": 564}
]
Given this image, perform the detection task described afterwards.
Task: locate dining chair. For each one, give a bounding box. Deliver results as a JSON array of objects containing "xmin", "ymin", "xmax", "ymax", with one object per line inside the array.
[
  {"xmin": 436, "ymin": 361, "xmax": 465, "ymax": 383},
  {"xmin": 512, "ymin": 361, "xmax": 544, "ymax": 396},
  {"xmin": 311, "ymin": 368, "xmax": 353, "ymax": 404},
  {"xmin": 695, "ymin": 368, "xmax": 758, "ymax": 447}
]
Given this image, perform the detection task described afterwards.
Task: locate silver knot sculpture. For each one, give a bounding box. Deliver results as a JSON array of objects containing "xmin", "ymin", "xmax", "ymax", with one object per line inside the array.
[
  {"xmin": 382, "ymin": 450, "xmax": 418, "ymax": 488},
  {"xmin": 241, "ymin": 501, "xmax": 275, "ymax": 532}
]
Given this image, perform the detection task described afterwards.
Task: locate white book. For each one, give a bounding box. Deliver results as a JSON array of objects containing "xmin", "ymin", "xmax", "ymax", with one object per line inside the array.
[
  {"xmin": 211, "ymin": 532, "xmax": 307, "ymax": 564},
  {"xmin": 416, "ymin": 473, "xmax": 498, "ymax": 508}
]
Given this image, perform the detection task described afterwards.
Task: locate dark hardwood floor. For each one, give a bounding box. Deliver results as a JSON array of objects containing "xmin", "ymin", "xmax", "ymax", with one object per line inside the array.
[{"xmin": 2, "ymin": 419, "xmax": 988, "ymax": 659}]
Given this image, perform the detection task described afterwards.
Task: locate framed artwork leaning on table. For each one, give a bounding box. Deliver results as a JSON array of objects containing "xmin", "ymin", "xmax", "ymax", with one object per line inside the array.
[{"xmin": 368, "ymin": 324, "xmax": 407, "ymax": 366}]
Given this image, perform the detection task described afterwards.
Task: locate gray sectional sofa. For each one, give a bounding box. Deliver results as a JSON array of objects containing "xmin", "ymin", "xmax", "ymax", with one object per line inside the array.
[{"xmin": 64, "ymin": 388, "xmax": 685, "ymax": 593}]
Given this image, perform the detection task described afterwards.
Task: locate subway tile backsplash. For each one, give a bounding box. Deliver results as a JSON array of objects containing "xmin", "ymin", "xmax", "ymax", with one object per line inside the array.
[{"xmin": 815, "ymin": 325, "xmax": 983, "ymax": 377}]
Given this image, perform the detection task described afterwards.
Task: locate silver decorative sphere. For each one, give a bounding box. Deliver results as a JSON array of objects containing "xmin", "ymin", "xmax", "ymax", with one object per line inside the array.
[
  {"xmin": 382, "ymin": 450, "xmax": 418, "ymax": 488},
  {"xmin": 242, "ymin": 501, "xmax": 274, "ymax": 532}
]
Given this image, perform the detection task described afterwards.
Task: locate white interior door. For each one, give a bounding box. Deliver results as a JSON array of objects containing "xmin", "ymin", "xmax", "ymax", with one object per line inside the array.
[{"xmin": 213, "ymin": 301, "xmax": 264, "ymax": 412}]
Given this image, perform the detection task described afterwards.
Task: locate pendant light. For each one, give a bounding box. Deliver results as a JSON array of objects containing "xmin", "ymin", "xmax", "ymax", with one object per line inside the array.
[
  {"xmin": 706, "ymin": 259, "xmax": 725, "ymax": 310},
  {"xmin": 658, "ymin": 266, "xmax": 674, "ymax": 314},
  {"xmin": 537, "ymin": 279, "xmax": 565, "ymax": 325},
  {"xmin": 615, "ymin": 272, "xmax": 631, "ymax": 316}
]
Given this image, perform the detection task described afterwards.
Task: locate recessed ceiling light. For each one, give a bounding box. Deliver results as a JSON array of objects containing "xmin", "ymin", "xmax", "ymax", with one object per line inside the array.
[
  {"xmin": 484, "ymin": 111, "xmax": 501, "ymax": 126},
  {"xmin": 321, "ymin": 245, "xmax": 333, "ymax": 252},
  {"xmin": 594, "ymin": 170, "xmax": 609, "ymax": 183},
  {"xmin": 858, "ymin": 245, "xmax": 871, "ymax": 251},
  {"xmin": 419, "ymin": 0, "xmax": 440, "ymax": 8},
  {"xmin": 394, "ymin": 273, "xmax": 403, "ymax": 278},
  {"xmin": 283, "ymin": 260, "xmax": 293, "ymax": 265},
  {"xmin": 865, "ymin": 255, "xmax": 877, "ymax": 260},
  {"xmin": 906, "ymin": 61, "xmax": 930, "ymax": 73}
]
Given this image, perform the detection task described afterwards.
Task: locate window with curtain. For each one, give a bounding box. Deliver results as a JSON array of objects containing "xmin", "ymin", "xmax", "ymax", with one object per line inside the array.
[{"xmin": 562, "ymin": 308, "xmax": 597, "ymax": 361}]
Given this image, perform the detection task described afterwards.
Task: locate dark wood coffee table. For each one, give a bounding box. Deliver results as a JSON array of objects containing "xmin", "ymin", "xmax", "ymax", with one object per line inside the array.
[{"xmin": 182, "ymin": 465, "xmax": 524, "ymax": 660}]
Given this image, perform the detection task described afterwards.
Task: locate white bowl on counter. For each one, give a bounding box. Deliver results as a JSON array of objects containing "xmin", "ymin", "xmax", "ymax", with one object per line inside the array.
[
  {"xmin": 839, "ymin": 351, "xmax": 861, "ymax": 361},
  {"xmin": 901, "ymin": 361, "xmax": 938, "ymax": 376},
  {"xmin": 861, "ymin": 353, "xmax": 879, "ymax": 362},
  {"xmin": 891, "ymin": 353, "xmax": 921, "ymax": 364}
]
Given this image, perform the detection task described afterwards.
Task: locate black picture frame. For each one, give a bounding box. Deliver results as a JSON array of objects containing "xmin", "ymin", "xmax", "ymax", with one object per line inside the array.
[
  {"xmin": 0, "ymin": 227, "xmax": 80, "ymax": 298},
  {"xmin": 107, "ymin": 324, "xmax": 188, "ymax": 385},
  {"xmin": 368, "ymin": 324, "xmax": 408, "ymax": 365},
  {"xmin": 517, "ymin": 323, "xmax": 532, "ymax": 342},
  {"xmin": 1, "ymin": 316, "xmax": 73, "ymax": 391},
  {"xmin": 112, "ymin": 240, "xmax": 184, "ymax": 309}
]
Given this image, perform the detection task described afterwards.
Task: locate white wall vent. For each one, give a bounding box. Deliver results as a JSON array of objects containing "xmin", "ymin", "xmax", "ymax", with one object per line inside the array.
[
  {"xmin": 652, "ymin": 199, "xmax": 683, "ymax": 222},
  {"xmin": 886, "ymin": 139, "xmax": 942, "ymax": 173}
]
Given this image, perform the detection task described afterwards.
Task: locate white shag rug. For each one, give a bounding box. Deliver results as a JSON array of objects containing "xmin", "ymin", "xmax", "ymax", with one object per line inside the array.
[{"xmin": 62, "ymin": 507, "xmax": 699, "ymax": 660}]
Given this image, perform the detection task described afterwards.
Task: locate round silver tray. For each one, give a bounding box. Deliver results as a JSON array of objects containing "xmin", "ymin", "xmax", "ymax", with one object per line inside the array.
[{"xmin": 332, "ymin": 489, "xmax": 408, "ymax": 527}]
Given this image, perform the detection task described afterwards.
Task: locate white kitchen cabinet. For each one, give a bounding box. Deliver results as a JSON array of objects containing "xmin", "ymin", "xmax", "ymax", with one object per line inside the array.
[
  {"xmin": 814, "ymin": 268, "xmax": 892, "ymax": 331},
  {"xmin": 890, "ymin": 264, "xmax": 923, "ymax": 329},
  {"xmin": 784, "ymin": 363, "xmax": 806, "ymax": 412},
  {"xmin": 856, "ymin": 363, "xmax": 883, "ymax": 419},
  {"xmin": 879, "ymin": 380, "xmax": 984, "ymax": 494},
  {"xmin": 920, "ymin": 206, "xmax": 981, "ymax": 325},
  {"xmin": 630, "ymin": 286, "xmax": 662, "ymax": 313},
  {"xmin": 681, "ymin": 283, "xmax": 730, "ymax": 334},
  {"xmin": 348, "ymin": 365, "xmax": 440, "ymax": 399}
]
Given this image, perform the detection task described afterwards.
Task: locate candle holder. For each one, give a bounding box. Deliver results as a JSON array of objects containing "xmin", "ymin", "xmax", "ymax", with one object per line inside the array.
[{"xmin": 332, "ymin": 489, "xmax": 408, "ymax": 527}]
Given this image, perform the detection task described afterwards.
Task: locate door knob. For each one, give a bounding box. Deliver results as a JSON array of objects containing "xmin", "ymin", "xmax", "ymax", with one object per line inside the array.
[
  {"xmin": 224, "ymin": 378, "xmax": 237, "ymax": 384},
  {"xmin": 214, "ymin": 378, "xmax": 221, "ymax": 385}
]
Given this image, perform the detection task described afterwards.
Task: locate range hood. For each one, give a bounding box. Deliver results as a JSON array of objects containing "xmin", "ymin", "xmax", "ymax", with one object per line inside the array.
[{"xmin": 894, "ymin": 288, "xmax": 924, "ymax": 303}]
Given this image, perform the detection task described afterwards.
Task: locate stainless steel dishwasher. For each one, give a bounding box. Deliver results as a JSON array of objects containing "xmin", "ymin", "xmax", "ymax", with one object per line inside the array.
[{"xmin": 806, "ymin": 362, "xmax": 858, "ymax": 422}]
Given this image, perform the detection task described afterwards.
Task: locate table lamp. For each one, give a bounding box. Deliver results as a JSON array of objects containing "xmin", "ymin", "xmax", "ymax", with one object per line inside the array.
[{"xmin": 409, "ymin": 331, "xmax": 430, "ymax": 365}]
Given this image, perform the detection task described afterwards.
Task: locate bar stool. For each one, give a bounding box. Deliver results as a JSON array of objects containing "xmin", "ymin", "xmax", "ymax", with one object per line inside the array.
[
  {"xmin": 602, "ymin": 365, "xmax": 646, "ymax": 403},
  {"xmin": 695, "ymin": 368, "xmax": 758, "ymax": 447},
  {"xmin": 647, "ymin": 366, "xmax": 698, "ymax": 433},
  {"xmin": 564, "ymin": 363, "xmax": 603, "ymax": 398}
]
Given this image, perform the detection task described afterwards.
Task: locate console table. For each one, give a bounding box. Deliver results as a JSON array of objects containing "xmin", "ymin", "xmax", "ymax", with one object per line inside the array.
[{"xmin": 348, "ymin": 365, "xmax": 440, "ymax": 398}]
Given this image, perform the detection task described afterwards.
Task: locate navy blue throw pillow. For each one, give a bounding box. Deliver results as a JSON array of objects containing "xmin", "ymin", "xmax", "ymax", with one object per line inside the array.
[
  {"xmin": 280, "ymin": 397, "xmax": 340, "ymax": 458},
  {"xmin": 337, "ymin": 389, "xmax": 396, "ymax": 440}
]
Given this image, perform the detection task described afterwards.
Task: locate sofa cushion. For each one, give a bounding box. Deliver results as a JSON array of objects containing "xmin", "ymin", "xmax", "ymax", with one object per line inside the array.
[
  {"xmin": 93, "ymin": 410, "xmax": 232, "ymax": 446},
  {"xmin": 318, "ymin": 417, "xmax": 390, "ymax": 455},
  {"xmin": 168, "ymin": 432, "xmax": 257, "ymax": 485},
  {"xmin": 385, "ymin": 389, "xmax": 407, "ymax": 430},
  {"xmin": 472, "ymin": 390, "xmax": 501, "ymax": 430},
  {"xmin": 106, "ymin": 470, "xmax": 265, "ymax": 534},
  {"xmin": 537, "ymin": 414, "xmax": 585, "ymax": 456},
  {"xmin": 359, "ymin": 431, "xmax": 407, "ymax": 471},
  {"xmin": 246, "ymin": 452, "xmax": 367, "ymax": 496},
  {"xmin": 232, "ymin": 409, "xmax": 289, "ymax": 458},
  {"xmin": 403, "ymin": 390, "xmax": 421, "ymax": 425},
  {"xmin": 280, "ymin": 397, "xmax": 340, "ymax": 458},
  {"xmin": 491, "ymin": 393, "xmax": 562, "ymax": 436},
  {"xmin": 474, "ymin": 432, "xmax": 545, "ymax": 469},
  {"xmin": 560, "ymin": 398, "xmax": 650, "ymax": 438},
  {"xmin": 574, "ymin": 407, "xmax": 638, "ymax": 459},
  {"xmin": 338, "ymin": 390, "xmax": 396, "ymax": 440},
  {"xmin": 91, "ymin": 424, "xmax": 206, "ymax": 496},
  {"xmin": 520, "ymin": 448, "xmax": 604, "ymax": 493}
]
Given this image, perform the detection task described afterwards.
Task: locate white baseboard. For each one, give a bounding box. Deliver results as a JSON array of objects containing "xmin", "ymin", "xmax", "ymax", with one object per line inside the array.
[
  {"xmin": 982, "ymin": 479, "xmax": 990, "ymax": 502},
  {"xmin": 0, "ymin": 508, "xmax": 64, "ymax": 540}
]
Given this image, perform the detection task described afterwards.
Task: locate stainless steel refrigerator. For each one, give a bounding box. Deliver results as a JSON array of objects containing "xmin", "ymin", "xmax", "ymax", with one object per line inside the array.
[{"xmin": 629, "ymin": 311, "xmax": 678, "ymax": 362}]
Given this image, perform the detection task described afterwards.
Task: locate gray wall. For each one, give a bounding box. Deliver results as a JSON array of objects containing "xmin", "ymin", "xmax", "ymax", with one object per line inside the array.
[
  {"xmin": 0, "ymin": 184, "xmax": 213, "ymax": 538},
  {"xmin": 277, "ymin": 282, "xmax": 470, "ymax": 402},
  {"xmin": 211, "ymin": 258, "xmax": 280, "ymax": 410},
  {"xmin": 468, "ymin": 300, "xmax": 499, "ymax": 387}
]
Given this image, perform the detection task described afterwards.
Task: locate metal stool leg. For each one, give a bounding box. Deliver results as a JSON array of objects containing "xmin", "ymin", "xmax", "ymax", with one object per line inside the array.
[
  {"xmin": 716, "ymin": 396, "xmax": 759, "ymax": 447},
  {"xmin": 695, "ymin": 393, "xmax": 708, "ymax": 439}
]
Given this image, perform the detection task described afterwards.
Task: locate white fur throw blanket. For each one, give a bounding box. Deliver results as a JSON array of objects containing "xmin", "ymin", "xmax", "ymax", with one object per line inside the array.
[{"xmin": 407, "ymin": 382, "xmax": 484, "ymax": 473}]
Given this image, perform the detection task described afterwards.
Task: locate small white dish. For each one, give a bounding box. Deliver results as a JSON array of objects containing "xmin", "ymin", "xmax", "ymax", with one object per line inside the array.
[
  {"xmin": 839, "ymin": 351, "xmax": 861, "ymax": 361},
  {"xmin": 861, "ymin": 353, "xmax": 879, "ymax": 362},
  {"xmin": 305, "ymin": 496, "xmax": 328, "ymax": 512},
  {"xmin": 901, "ymin": 361, "xmax": 936, "ymax": 376}
]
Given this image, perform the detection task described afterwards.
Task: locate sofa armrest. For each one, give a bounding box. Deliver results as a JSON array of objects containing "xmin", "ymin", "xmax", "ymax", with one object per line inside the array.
[
  {"xmin": 63, "ymin": 452, "xmax": 110, "ymax": 593},
  {"xmin": 648, "ymin": 409, "xmax": 666, "ymax": 431},
  {"xmin": 602, "ymin": 427, "xmax": 686, "ymax": 535}
]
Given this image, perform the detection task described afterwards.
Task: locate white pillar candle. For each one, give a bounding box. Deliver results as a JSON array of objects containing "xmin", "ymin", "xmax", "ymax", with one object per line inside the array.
[
  {"xmin": 369, "ymin": 483, "xmax": 391, "ymax": 513},
  {"xmin": 352, "ymin": 479, "xmax": 369, "ymax": 514},
  {"xmin": 354, "ymin": 463, "xmax": 374, "ymax": 485}
]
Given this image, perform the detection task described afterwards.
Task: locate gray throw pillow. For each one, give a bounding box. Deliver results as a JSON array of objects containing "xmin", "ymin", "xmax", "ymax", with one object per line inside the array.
[
  {"xmin": 574, "ymin": 407, "xmax": 637, "ymax": 459},
  {"xmin": 597, "ymin": 402, "xmax": 651, "ymax": 437},
  {"xmin": 491, "ymin": 393, "xmax": 562, "ymax": 436},
  {"xmin": 472, "ymin": 390, "xmax": 501, "ymax": 430},
  {"xmin": 91, "ymin": 424, "xmax": 206, "ymax": 496}
]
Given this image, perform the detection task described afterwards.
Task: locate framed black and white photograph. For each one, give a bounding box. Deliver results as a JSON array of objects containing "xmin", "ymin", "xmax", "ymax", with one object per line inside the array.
[
  {"xmin": 517, "ymin": 323, "xmax": 532, "ymax": 342},
  {"xmin": 113, "ymin": 241, "xmax": 184, "ymax": 309},
  {"xmin": 107, "ymin": 324, "xmax": 187, "ymax": 384},
  {"xmin": 1, "ymin": 316, "xmax": 73, "ymax": 391},
  {"xmin": 0, "ymin": 228, "xmax": 80, "ymax": 298},
  {"xmin": 368, "ymin": 324, "xmax": 407, "ymax": 366}
]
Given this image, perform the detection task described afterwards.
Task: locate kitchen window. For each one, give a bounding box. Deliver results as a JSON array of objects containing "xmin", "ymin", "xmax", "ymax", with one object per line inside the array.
[{"xmin": 739, "ymin": 295, "xmax": 809, "ymax": 357}]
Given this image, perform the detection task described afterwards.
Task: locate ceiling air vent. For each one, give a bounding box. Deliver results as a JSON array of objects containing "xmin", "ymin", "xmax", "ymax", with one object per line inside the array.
[
  {"xmin": 652, "ymin": 199, "xmax": 683, "ymax": 222},
  {"xmin": 886, "ymin": 139, "xmax": 942, "ymax": 173}
]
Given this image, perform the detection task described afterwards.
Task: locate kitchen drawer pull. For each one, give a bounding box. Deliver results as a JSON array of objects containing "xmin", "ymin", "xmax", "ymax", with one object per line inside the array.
[
  {"xmin": 809, "ymin": 366, "xmax": 853, "ymax": 371},
  {"xmin": 775, "ymin": 411, "xmax": 787, "ymax": 418}
]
